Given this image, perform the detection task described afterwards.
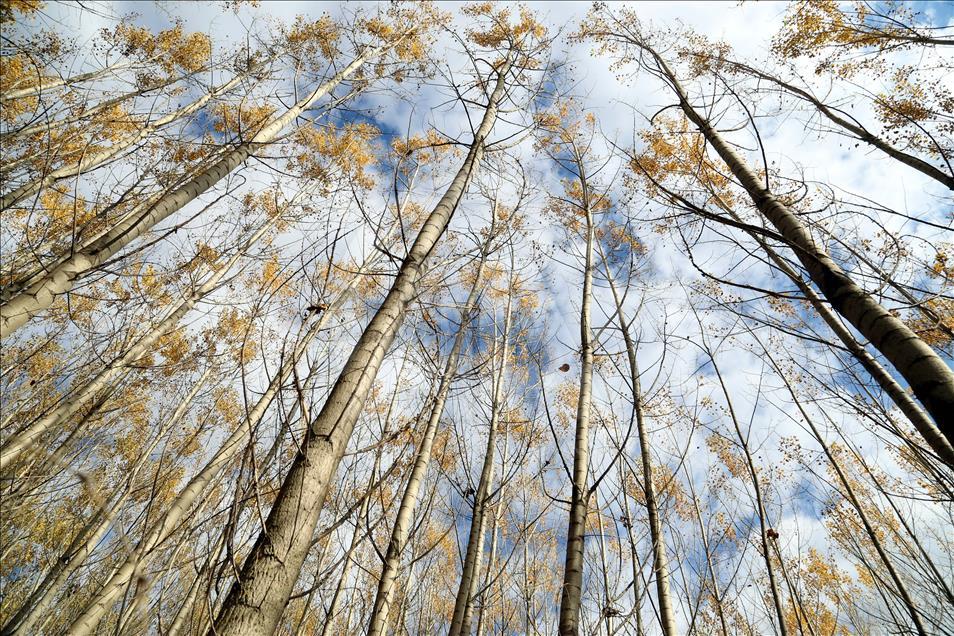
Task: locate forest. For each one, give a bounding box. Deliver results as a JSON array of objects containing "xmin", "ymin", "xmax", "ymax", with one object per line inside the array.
[{"xmin": 0, "ymin": 0, "xmax": 952, "ymax": 634}]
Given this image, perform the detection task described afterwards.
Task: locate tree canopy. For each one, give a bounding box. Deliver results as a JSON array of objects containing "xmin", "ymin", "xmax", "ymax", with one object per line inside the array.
[{"xmin": 1, "ymin": 2, "xmax": 952, "ymax": 635}]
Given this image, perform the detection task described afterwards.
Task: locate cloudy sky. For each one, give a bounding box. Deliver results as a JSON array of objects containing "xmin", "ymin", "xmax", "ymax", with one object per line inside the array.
[{"xmin": 11, "ymin": 1, "xmax": 952, "ymax": 631}]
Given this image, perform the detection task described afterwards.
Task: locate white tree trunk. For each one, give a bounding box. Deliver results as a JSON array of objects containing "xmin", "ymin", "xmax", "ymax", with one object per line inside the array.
[
  {"xmin": 0, "ymin": 48, "xmax": 379, "ymax": 338},
  {"xmin": 60, "ymin": 310, "xmax": 330, "ymax": 635},
  {"xmin": 367, "ymin": 242, "xmax": 491, "ymax": 636},
  {"xmin": 769, "ymin": 352, "xmax": 929, "ymax": 636},
  {"xmin": 1, "ymin": 63, "xmax": 259, "ymax": 211},
  {"xmin": 0, "ymin": 199, "xmax": 288, "ymax": 468},
  {"xmin": 449, "ymin": 287, "xmax": 513, "ymax": 636},
  {"xmin": 638, "ymin": 42, "xmax": 954, "ymax": 441},
  {"xmin": 0, "ymin": 367, "xmax": 212, "ymax": 636},
  {"xmin": 559, "ymin": 188, "xmax": 596, "ymax": 636},
  {"xmin": 207, "ymin": 57, "xmax": 512, "ymax": 636},
  {"xmin": 717, "ymin": 202, "xmax": 954, "ymax": 466},
  {"xmin": 0, "ymin": 60, "xmax": 141, "ymax": 103}
]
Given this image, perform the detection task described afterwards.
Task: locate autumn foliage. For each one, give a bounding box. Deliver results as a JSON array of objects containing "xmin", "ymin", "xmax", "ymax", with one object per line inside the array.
[{"xmin": 1, "ymin": 2, "xmax": 952, "ymax": 636}]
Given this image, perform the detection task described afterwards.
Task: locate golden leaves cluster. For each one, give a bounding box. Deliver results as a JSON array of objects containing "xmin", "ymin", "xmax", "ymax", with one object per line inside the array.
[
  {"xmin": 772, "ymin": 1, "xmax": 933, "ymax": 77},
  {"xmin": 15, "ymin": 186, "xmax": 93, "ymax": 242},
  {"xmin": 213, "ymin": 385, "xmax": 242, "ymax": 429},
  {"xmin": 675, "ymin": 32, "xmax": 731, "ymax": 79},
  {"xmin": 554, "ymin": 381, "xmax": 580, "ymax": 429},
  {"xmin": 597, "ymin": 221, "xmax": 644, "ymax": 257},
  {"xmin": 780, "ymin": 548, "xmax": 859, "ymax": 636},
  {"xmin": 112, "ymin": 21, "xmax": 211, "ymax": 74},
  {"xmin": 212, "ymin": 102, "xmax": 276, "ymax": 137},
  {"xmin": 630, "ymin": 115, "xmax": 736, "ymax": 215},
  {"xmin": 908, "ymin": 298, "xmax": 953, "ymax": 349},
  {"xmin": 0, "ymin": 0, "xmax": 42, "ymax": 23},
  {"xmin": 462, "ymin": 3, "xmax": 546, "ymax": 49},
  {"xmin": 361, "ymin": 3, "xmax": 449, "ymax": 77},
  {"xmin": 209, "ymin": 307, "xmax": 259, "ymax": 365},
  {"xmin": 250, "ymin": 254, "xmax": 297, "ymax": 301},
  {"xmin": 391, "ymin": 129, "xmax": 449, "ymax": 164},
  {"xmin": 873, "ymin": 66, "xmax": 954, "ymax": 156},
  {"xmin": 706, "ymin": 433, "xmax": 748, "ymax": 481},
  {"xmin": 284, "ymin": 15, "xmax": 339, "ymax": 62},
  {"xmin": 292, "ymin": 121, "xmax": 379, "ymax": 191},
  {"xmin": 544, "ymin": 178, "xmax": 610, "ymax": 236},
  {"xmin": 534, "ymin": 99, "xmax": 598, "ymax": 152},
  {"xmin": 0, "ymin": 54, "xmax": 39, "ymax": 120}
]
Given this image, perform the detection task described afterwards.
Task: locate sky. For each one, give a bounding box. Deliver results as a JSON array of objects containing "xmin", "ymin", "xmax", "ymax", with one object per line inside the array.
[{"xmin": 8, "ymin": 1, "xmax": 954, "ymax": 631}]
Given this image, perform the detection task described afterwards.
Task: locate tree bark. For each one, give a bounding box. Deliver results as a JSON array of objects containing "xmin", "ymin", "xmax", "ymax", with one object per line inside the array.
[
  {"xmin": 684, "ymin": 469, "xmax": 729, "ymax": 636},
  {"xmin": 166, "ymin": 529, "xmax": 227, "ymax": 636},
  {"xmin": 704, "ymin": 346, "xmax": 789, "ymax": 636},
  {"xmin": 719, "ymin": 59, "xmax": 954, "ymax": 190},
  {"xmin": 474, "ymin": 433, "xmax": 510, "ymax": 636},
  {"xmin": 0, "ymin": 60, "xmax": 141, "ymax": 103},
  {"xmin": 0, "ymin": 73, "xmax": 184, "ymax": 144},
  {"xmin": 618, "ymin": 460, "xmax": 647, "ymax": 636},
  {"xmin": 319, "ymin": 432, "xmax": 389, "ymax": 636},
  {"xmin": 764, "ymin": 345, "xmax": 930, "ymax": 636}
]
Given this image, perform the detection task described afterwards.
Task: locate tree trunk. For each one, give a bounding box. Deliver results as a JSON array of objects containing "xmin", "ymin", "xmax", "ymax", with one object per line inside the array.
[
  {"xmin": 0, "ymin": 367, "xmax": 212, "ymax": 636},
  {"xmin": 319, "ymin": 441, "xmax": 384, "ymax": 636},
  {"xmin": 60, "ymin": 309, "xmax": 329, "ymax": 636},
  {"xmin": 367, "ymin": 241, "xmax": 491, "ymax": 636},
  {"xmin": 475, "ymin": 433, "xmax": 509, "ymax": 636},
  {"xmin": 0, "ymin": 47, "xmax": 379, "ymax": 338},
  {"xmin": 207, "ymin": 57, "xmax": 512, "ymax": 636},
  {"xmin": 720, "ymin": 59, "xmax": 954, "ymax": 190},
  {"xmin": 591, "ymin": 490, "xmax": 613, "ymax": 636},
  {"xmin": 1, "ymin": 161, "xmax": 208, "ymax": 287},
  {"xmin": 637, "ymin": 39, "xmax": 954, "ymax": 440},
  {"xmin": 714, "ymin": 200, "xmax": 954, "ymax": 466},
  {"xmin": 1, "ymin": 62, "xmax": 259, "ymax": 211},
  {"xmin": 558, "ymin": 182, "xmax": 596, "ymax": 636},
  {"xmin": 2, "ymin": 375, "xmax": 125, "ymax": 502},
  {"xmin": 599, "ymin": 242, "xmax": 678, "ymax": 636},
  {"xmin": 685, "ymin": 470, "xmax": 729, "ymax": 636},
  {"xmin": 0, "ymin": 73, "xmax": 183, "ymax": 144},
  {"xmin": 166, "ymin": 529, "xmax": 227, "ymax": 636},
  {"xmin": 0, "ymin": 60, "xmax": 141, "ymax": 103},
  {"xmin": 0, "ymin": 199, "xmax": 287, "ymax": 468},
  {"xmin": 618, "ymin": 460, "xmax": 646, "ymax": 636},
  {"xmin": 704, "ymin": 348, "xmax": 789, "ymax": 636},
  {"xmin": 171, "ymin": 397, "xmax": 307, "ymax": 636},
  {"xmin": 449, "ymin": 284, "xmax": 513, "ymax": 636},
  {"xmin": 835, "ymin": 238, "xmax": 954, "ymax": 343},
  {"xmin": 764, "ymin": 347, "xmax": 930, "ymax": 636}
]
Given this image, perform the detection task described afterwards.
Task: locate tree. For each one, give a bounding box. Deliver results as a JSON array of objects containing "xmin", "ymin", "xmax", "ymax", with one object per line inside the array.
[
  {"xmin": 580, "ymin": 3, "xmax": 954, "ymax": 446},
  {"xmin": 208, "ymin": 7, "xmax": 548, "ymax": 633},
  {"xmin": 0, "ymin": 7, "xmax": 427, "ymax": 337}
]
